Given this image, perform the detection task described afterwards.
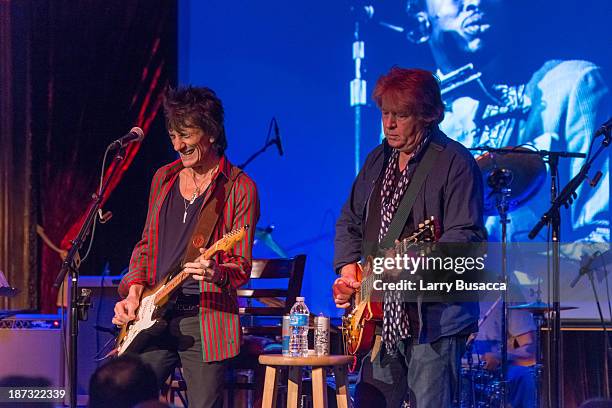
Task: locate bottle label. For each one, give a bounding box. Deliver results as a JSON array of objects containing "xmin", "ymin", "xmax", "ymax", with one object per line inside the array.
[{"xmin": 289, "ymin": 313, "xmax": 308, "ymax": 326}]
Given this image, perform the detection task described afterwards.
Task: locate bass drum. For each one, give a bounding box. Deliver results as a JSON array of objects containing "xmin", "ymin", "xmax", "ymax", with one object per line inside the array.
[{"xmin": 459, "ymin": 362, "xmax": 503, "ymax": 408}]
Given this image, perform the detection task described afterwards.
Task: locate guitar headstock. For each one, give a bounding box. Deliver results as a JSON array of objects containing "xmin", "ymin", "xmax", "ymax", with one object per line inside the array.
[
  {"xmin": 410, "ymin": 216, "xmax": 437, "ymax": 243},
  {"xmin": 202, "ymin": 225, "xmax": 249, "ymax": 259},
  {"xmin": 396, "ymin": 216, "xmax": 438, "ymax": 255},
  {"xmin": 217, "ymin": 225, "xmax": 249, "ymax": 251}
]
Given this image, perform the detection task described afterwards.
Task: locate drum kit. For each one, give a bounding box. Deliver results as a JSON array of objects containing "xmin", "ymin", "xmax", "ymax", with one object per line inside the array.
[
  {"xmin": 460, "ymin": 301, "xmax": 579, "ymax": 408},
  {"xmin": 459, "ymin": 146, "xmax": 586, "ymax": 407}
]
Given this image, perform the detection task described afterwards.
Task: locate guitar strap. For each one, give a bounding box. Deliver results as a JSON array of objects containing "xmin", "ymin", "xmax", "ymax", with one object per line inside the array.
[
  {"xmin": 378, "ymin": 140, "xmax": 441, "ymax": 250},
  {"xmin": 181, "ymin": 165, "xmax": 242, "ymax": 264}
]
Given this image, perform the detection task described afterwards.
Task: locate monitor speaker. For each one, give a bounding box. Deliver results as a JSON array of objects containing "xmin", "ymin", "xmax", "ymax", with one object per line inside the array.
[{"xmin": 0, "ymin": 314, "xmax": 64, "ymax": 387}]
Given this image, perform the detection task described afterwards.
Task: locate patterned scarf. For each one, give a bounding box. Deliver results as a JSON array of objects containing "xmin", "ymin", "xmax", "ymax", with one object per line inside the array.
[{"xmin": 379, "ymin": 134, "xmax": 429, "ymax": 354}]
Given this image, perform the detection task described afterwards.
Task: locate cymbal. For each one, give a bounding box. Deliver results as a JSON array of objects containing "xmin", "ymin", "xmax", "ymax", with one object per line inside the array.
[
  {"xmin": 255, "ymin": 225, "xmax": 288, "ymax": 258},
  {"xmin": 508, "ymin": 300, "xmax": 577, "ymax": 313},
  {"xmin": 476, "ymin": 147, "xmax": 546, "ymax": 216}
]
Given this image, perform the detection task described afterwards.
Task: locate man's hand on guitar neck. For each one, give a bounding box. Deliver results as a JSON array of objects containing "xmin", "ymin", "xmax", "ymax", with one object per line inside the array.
[
  {"xmin": 332, "ymin": 263, "xmax": 361, "ymax": 309},
  {"xmin": 112, "ymin": 284, "xmax": 143, "ymax": 326},
  {"xmin": 183, "ymin": 247, "xmax": 228, "ymax": 285}
]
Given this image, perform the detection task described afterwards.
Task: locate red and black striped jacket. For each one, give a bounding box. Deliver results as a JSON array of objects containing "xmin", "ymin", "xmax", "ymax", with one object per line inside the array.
[{"xmin": 119, "ymin": 155, "xmax": 260, "ymax": 361}]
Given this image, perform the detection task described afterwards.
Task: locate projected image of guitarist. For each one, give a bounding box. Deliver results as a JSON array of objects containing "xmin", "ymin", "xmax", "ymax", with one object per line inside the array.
[
  {"xmin": 333, "ymin": 67, "xmax": 486, "ymax": 407},
  {"xmin": 111, "ymin": 86, "xmax": 259, "ymax": 408},
  {"xmin": 400, "ymin": 0, "xmax": 610, "ymax": 244}
]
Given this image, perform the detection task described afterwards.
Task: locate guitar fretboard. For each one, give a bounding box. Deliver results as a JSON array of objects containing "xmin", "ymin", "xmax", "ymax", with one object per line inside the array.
[
  {"xmin": 357, "ymin": 217, "xmax": 435, "ymax": 305},
  {"xmin": 153, "ymin": 241, "xmax": 221, "ymax": 305},
  {"xmin": 360, "ymin": 273, "xmax": 377, "ymax": 304}
]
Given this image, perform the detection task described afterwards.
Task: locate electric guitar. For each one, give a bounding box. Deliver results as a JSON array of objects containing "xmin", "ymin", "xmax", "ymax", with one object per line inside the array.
[
  {"xmin": 342, "ymin": 217, "xmax": 437, "ymax": 355},
  {"xmin": 115, "ymin": 225, "xmax": 248, "ymax": 356}
]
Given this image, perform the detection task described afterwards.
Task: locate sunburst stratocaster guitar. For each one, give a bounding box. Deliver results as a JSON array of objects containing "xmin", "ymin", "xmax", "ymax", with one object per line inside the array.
[
  {"xmin": 342, "ymin": 217, "xmax": 437, "ymax": 355},
  {"xmin": 115, "ymin": 225, "xmax": 248, "ymax": 356}
]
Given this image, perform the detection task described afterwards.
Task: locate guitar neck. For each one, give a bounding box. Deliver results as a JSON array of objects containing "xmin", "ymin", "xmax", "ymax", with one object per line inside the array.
[
  {"xmin": 153, "ymin": 243, "xmax": 220, "ymax": 304},
  {"xmin": 359, "ymin": 274, "xmax": 376, "ymax": 305},
  {"xmin": 358, "ymin": 218, "xmax": 435, "ymax": 304}
]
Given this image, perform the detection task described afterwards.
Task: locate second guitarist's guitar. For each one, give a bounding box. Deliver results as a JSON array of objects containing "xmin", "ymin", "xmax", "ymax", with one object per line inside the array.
[
  {"xmin": 342, "ymin": 217, "xmax": 437, "ymax": 355},
  {"xmin": 115, "ymin": 225, "xmax": 248, "ymax": 356}
]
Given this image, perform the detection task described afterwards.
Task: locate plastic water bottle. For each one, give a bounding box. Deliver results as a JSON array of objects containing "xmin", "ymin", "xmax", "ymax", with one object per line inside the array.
[{"xmin": 289, "ymin": 296, "xmax": 309, "ymax": 357}]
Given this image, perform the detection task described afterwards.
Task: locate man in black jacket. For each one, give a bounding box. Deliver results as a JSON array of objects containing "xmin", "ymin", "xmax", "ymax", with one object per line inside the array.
[{"xmin": 333, "ymin": 67, "xmax": 487, "ymax": 407}]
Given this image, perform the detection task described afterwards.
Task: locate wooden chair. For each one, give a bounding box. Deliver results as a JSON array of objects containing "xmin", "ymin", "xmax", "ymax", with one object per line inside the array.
[
  {"xmin": 239, "ymin": 255, "xmax": 306, "ymax": 326},
  {"xmin": 226, "ymin": 254, "xmax": 307, "ymax": 407}
]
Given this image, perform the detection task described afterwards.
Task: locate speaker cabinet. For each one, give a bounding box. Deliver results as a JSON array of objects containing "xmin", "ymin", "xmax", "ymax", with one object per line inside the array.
[{"xmin": 0, "ymin": 314, "xmax": 64, "ymax": 387}]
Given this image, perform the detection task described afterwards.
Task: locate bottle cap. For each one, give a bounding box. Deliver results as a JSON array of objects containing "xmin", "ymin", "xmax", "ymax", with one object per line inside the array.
[{"xmin": 296, "ymin": 296, "xmax": 305, "ymax": 302}]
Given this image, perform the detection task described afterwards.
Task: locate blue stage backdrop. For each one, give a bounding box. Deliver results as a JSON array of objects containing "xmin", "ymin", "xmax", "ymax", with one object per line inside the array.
[{"xmin": 179, "ymin": 0, "xmax": 612, "ymax": 317}]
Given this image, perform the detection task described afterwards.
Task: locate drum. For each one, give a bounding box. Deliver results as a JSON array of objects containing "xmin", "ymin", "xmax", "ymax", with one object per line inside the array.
[{"xmin": 460, "ymin": 361, "xmax": 503, "ymax": 408}]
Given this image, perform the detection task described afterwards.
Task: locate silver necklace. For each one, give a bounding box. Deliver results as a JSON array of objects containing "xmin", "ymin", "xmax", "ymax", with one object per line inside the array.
[
  {"xmin": 182, "ymin": 193, "xmax": 198, "ymax": 224},
  {"xmin": 182, "ymin": 166, "xmax": 217, "ymax": 223}
]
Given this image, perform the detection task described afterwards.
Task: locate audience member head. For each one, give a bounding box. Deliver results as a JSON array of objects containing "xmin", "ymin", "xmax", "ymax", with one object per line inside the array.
[{"xmin": 88, "ymin": 354, "xmax": 158, "ymax": 408}]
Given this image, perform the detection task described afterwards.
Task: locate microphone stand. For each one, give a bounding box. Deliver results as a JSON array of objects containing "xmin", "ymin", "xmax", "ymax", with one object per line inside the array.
[
  {"xmin": 570, "ymin": 250, "xmax": 611, "ymax": 399},
  {"xmin": 238, "ymin": 138, "xmax": 281, "ymax": 170},
  {"xmin": 491, "ymin": 184, "xmax": 511, "ymax": 407},
  {"xmin": 53, "ymin": 146, "xmax": 127, "ymax": 408},
  {"xmin": 469, "ymin": 146, "xmax": 586, "ymax": 160},
  {"xmin": 238, "ymin": 118, "xmax": 281, "ymax": 169},
  {"xmin": 527, "ymin": 129, "xmax": 611, "ymax": 408}
]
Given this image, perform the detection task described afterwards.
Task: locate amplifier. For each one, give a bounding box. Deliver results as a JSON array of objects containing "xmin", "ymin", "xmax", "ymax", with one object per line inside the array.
[
  {"xmin": 0, "ymin": 314, "xmax": 64, "ymax": 387},
  {"xmin": 0, "ymin": 275, "xmax": 123, "ymax": 398}
]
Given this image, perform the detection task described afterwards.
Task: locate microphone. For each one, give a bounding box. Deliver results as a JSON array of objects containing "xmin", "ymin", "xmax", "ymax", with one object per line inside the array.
[
  {"xmin": 273, "ymin": 118, "xmax": 284, "ymax": 156},
  {"xmin": 109, "ymin": 127, "xmax": 144, "ymax": 149},
  {"xmin": 595, "ymin": 117, "xmax": 612, "ymax": 137},
  {"xmin": 570, "ymin": 251, "xmax": 600, "ymax": 288},
  {"xmin": 349, "ymin": 3, "xmax": 416, "ymax": 35},
  {"xmin": 349, "ymin": 3, "xmax": 375, "ymax": 22}
]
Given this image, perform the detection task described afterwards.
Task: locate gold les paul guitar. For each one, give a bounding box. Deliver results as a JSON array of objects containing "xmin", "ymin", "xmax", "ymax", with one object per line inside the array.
[
  {"xmin": 342, "ymin": 217, "xmax": 437, "ymax": 355},
  {"xmin": 115, "ymin": 226, "xmax": 248, "ymax": 356}
]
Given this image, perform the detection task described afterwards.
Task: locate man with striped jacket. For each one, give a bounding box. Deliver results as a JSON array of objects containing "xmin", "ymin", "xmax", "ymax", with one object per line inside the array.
[{"xmin": 112, "ymin": 86, "xmax": 259, "ymax": 408}]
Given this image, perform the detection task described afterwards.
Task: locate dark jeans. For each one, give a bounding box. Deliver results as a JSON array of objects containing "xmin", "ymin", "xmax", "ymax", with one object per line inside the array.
[
  {"xmin": 138, "ymin": 306, "xmax": 227, "ymax": 408},
  {"xmin": 355, "ymin": 335, "xmax": 467, "ymax": 408}
]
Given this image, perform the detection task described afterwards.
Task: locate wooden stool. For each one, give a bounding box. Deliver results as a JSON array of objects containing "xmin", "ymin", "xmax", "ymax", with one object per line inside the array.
[{"xmin": 258, "ymin": 354, "xmax": 353, "ymax": 408}]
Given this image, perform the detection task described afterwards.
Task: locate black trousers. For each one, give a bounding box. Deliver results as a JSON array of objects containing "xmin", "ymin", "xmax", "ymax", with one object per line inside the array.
[{"xmin": 138, "ymin": 302, "xmax": 227, "ymax": 408}]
